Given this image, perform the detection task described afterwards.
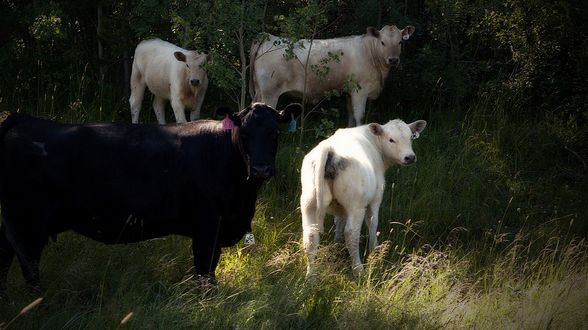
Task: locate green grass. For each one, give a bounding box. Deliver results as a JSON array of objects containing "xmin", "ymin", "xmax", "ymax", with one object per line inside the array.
[{"xmin": 0, "ymin": 85, "xmax": 587, "ymax": 328}]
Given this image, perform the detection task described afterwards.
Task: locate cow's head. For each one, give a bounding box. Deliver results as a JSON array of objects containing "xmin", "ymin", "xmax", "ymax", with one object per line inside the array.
[
  {"xmin": 218, "ymin": 102, "xmax": 302, "ymax": 180},
  {"xmin": 173, "ymin": 51, "xmax": 210, "ymax": 88},
  {"xmin": 368, "ymin": 119, "xmax": 426, "ymax": 166},
  {"xmin": 366, "ymin": 25, "xmax": 415, "ymax": 66}
]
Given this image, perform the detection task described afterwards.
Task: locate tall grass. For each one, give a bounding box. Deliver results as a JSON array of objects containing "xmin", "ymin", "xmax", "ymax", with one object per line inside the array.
[{"xmin": 0, "ymin": 78, "xmax": 587, "ymax": 328}]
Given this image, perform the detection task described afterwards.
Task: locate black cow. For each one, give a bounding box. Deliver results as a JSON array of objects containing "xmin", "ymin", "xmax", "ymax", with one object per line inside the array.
[{"xmin": 0, "ymin": 102, "xmax": 302, "ymax": 291}]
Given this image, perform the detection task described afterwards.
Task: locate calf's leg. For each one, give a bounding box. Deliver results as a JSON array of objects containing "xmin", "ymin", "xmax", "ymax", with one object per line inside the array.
[
  {"xmin": 170, "ymin": 97, "xmax": 188, "ymax": 123},
  {"xmin": 344, "ymin": 208, "xmax": 366, "ymax": 277},
  {"xmin": 334, "ymin": 216, "xmax": 345, "ymax": 243},
  {"xmin": 366, "ymin": 196, "xmax": 383, "ymax": 252},
  {"xmin": 302, "ymin": 203, "xmax": 321, "ymax": 279},
  {"xmin": 129, "ymin": 74, "xmax": 146, "ymax": 123},
  {"xmin": 190, "ymin": 86, "xmax": 206, "ymax": 121},
  {"xmin": 348, "ymin": 93, "xmax": 368, "ymax": 127},
  {"xmin": 152, "ymin": 96, "xmax": 166, "ymax": 125}
]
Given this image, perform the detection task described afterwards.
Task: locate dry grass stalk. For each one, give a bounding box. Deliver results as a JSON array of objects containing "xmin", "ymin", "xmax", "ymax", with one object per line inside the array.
[
  {"xmin": 19, "ymin": 298, "xmax": 43, "ymax": 316},
  {"xmin": 2, "ymin": 297, "xmax": 44, "ymax": 329},
  {"xmin": 120, "ymin": 311, "xmax": 134, "ymax": 325}
]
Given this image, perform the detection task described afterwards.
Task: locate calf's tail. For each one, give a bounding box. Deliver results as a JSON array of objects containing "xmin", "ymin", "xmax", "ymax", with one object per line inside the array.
[{"xmin": 313, "ymin": 144, "xmax": 331, "ymax": 233}]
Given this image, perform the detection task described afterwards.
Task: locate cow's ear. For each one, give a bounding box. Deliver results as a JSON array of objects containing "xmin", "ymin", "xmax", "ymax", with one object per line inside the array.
[
  {"xmin": 206, "ymin": 54, "xmax": 213, "ymax": 65},
  {"xmin": 278, "ymin": 103, "xmax": 302, "ymax": 123},
  {"xmin": 366, "ymin": 26, "xmax": 380, "ymax": 38},
  {"xmin": 174, "ymin": 51, "xmax": 187, "ymax": 62},
  {"xmin": 408, "ymin": 120, "xmax": 426, "ymax": 139},
  {"xmin": 216, "ymin": 106, "xmax": 241, "ymax": 127},
  {"xmin": 368, "ymin": 123, "xmax": 383, "ymax": 136},
  {"xmin": 402, "ymin": 25, "xmax": 415, "ymax": 41}
]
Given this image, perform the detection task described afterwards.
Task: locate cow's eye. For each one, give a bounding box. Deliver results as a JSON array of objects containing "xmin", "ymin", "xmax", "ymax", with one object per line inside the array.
[
  {"xmin": 381, "ymin": 41, "xmax": 385, "ymax": 46},
  {"xmin": 186, "ymin": 64, "xmax": 189, "ymax": 68},
  {"xmin": 389, "ymin": 138, "xmax": 395, "ymax": 143}
]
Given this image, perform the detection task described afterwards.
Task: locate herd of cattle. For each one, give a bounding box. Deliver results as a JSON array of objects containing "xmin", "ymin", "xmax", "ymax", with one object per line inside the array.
[{"xmin": 0, "ymin": 24, "xmax": 426, "ymax": 292}]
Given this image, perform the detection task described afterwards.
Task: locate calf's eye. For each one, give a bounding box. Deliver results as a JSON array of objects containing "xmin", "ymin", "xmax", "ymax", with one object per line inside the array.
[
  {"xmin": 381, "ymin": 41, "xmax": 385, "ymax": 46},
  {"xmin": 389, "ymin": 138, "xmax": 395, "ymax": 143}
]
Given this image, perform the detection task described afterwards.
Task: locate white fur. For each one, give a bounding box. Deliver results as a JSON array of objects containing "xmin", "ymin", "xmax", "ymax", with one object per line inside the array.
[
  {"xmin": 300, "ymin": 119, "xmax": 426, "ymax": 278},
  {"xmin": 250, "ymin": 26, "xmax": 415, "ymax": 127},
  {"xmin": 129, "ymin": 39, "xmax": 209, "ymax": 124}
]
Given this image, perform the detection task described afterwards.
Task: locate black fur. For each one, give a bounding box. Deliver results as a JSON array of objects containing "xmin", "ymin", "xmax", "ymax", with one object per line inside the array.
[{"xmin": 0, "ymin": 103, "xmax": 301, "ymax": 290}]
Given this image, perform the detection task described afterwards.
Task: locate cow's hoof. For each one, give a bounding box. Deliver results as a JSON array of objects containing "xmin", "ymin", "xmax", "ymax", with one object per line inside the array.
[{"xmin": 195, "ymin": 274, "xmax": 217, "ymax": 289}]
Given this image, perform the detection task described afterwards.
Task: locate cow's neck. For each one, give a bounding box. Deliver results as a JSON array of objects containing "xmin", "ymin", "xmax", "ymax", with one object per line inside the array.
[{"xmin": 364, "ymin": 39, "xmax": 391, "ymax": 91}]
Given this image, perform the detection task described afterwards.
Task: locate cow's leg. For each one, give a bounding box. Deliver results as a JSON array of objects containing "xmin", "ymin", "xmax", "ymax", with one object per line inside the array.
[
  {"xmin": 0, "ymin": 223, "xmax": 15, "ymax": 292},
  {"xmin": 302, "ymin": 202, "xmax": 321, "ymax": 279},
  {"xmin": 334, "ymin": 216, "xmax": 345, "ymax": 243},
  {"xmin": 13, "ymin": 239, "xmax": 45, "ymax": 292},
  {"xmin": 152, "ymin": 96, "xmax": 166, "ymax": 125},
  {"xmin": 129, "ymin": 75, "xmax": 146, "ymax": 124},
  {"xmin": 344, "ymin": 208, "xmax": 366, "ymax": 277},
  {"xmin": 349, "ymin": 93, "xmax": 368, "ymax": 127},
  {"xmin": 190, "ymin": 86, "xmax": 207, "ymax": 121},
  {"xmin": 170, "ymin": 97, "xmax": 188, "ymax": 124},
  {"xmin": 192, "ymin": 237, "xmax": 221, "ymax": 281}
]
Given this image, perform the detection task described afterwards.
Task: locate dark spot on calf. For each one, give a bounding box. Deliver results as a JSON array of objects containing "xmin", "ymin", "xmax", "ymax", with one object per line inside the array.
[{"xmin": 324, "ymin": 151, "xmax": 348, "ymax": 179}]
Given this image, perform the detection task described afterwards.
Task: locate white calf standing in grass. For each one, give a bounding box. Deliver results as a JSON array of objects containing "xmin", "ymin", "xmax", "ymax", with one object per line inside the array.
[
  {"xmin": 129, "ymin": 39, "xmax": 209, "ymax": 124},
  {"xmin": 300, "ymin": 119, "xmax": 426, "ymax": 277}
]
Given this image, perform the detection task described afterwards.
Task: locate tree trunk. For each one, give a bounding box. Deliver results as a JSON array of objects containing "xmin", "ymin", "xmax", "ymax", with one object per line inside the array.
[
  {"xmin": 97, "ymin": 5, "xmax": 104, "ymax": 80},
  {"xmin": 238, "ymin": 0, "xmax": 247, "ymax": 109}
]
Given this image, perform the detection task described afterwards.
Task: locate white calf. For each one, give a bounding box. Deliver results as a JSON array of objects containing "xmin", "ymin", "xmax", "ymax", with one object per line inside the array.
[
  {"xmin": 300, "ymin": 119, "xmax": 426, "ymax": 277},
  {"xmin": 129, "ymin": 39, "xmax": 209, "ymax": 124}
]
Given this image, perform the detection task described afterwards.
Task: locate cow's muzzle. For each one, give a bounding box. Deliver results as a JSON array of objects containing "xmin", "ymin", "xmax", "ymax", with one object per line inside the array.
[
  {"xmin": 190, "ymin": 78, "xmax": 200, "ymax": 86},
  {"xmin": 402, "ymin": 154, "xmax": 416, "ymax": 165},
  {"xmin": 250, "ymin": 165, "xmax": 273, "ymax": 179},
  {"xmin": 387, "ymin": 57, "xmax": 400, "ymax": 66}
]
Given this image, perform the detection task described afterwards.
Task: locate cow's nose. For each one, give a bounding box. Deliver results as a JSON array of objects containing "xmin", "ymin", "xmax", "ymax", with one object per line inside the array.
[
  {"xmin": 190, "ymin": 79, "xmax": 200, "ymax": 86},
  {"xmin": 403, "ymin": 154, "xmax": 416, "ymax": 164},
  {"xmin": 388, "ymin": 57, "xmax": 400, "ymax": 66},
  {"xmin": 251, "ymin": 165, "xmax": 272, "ymax": 179}
]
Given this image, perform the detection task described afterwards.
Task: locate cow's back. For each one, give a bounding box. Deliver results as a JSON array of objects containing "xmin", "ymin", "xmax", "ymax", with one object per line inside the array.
[
  {"xmin": 0, "ymin": 115, "xmax": 242, "ymax": 240},
  {"xmin": 133, "ymin": 39, "xmax": 184, "ymax": 97},
  {"xmin": 253, "ymin": 34, "xmax": 369, "ymax": 101}
]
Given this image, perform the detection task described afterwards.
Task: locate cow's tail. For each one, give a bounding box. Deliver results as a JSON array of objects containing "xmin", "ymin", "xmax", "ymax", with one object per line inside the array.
[
  {"xmin": 248, "ymin": 37, "xmax": 262, "ymax": 101},
  {"xmin": 0, "ymin": 112, "xmax": 22, "ymax": 190},
  {"xmin": 0, "ymin": 112, "xmax": 21, "ymax": 148},
  {"xmin": 313, "ymin": 144, "xmax": 332, "ymax": 233}
]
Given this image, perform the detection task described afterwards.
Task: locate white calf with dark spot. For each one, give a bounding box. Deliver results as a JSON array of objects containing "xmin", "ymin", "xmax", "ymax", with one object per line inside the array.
[
  {"xmin": 300, "ymin": 119, "xmax": 426, "ymax": 278},
  {"xmin": 129, "ymin": 39, "xmax": 209, "ymax": 124}
]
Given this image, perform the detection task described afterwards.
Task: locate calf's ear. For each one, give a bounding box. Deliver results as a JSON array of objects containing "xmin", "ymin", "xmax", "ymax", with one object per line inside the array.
[
  {"xmin": 278, "ymin": 103, "xmax": 303, "ymax": 123},
  {"xmin": 174, "ymin": 51, "xmax": 187, "ymax": 62},
  {"xmin": 402, "ymin": 25, "xmax": 416, "ymax": 41},
  {"xmin": 368, "ymin": 123, "xmax": 383, "ymax": 136},
  {"xmin": 408, "ymin": 120, "xmax": 426, "ymax": 139}
]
